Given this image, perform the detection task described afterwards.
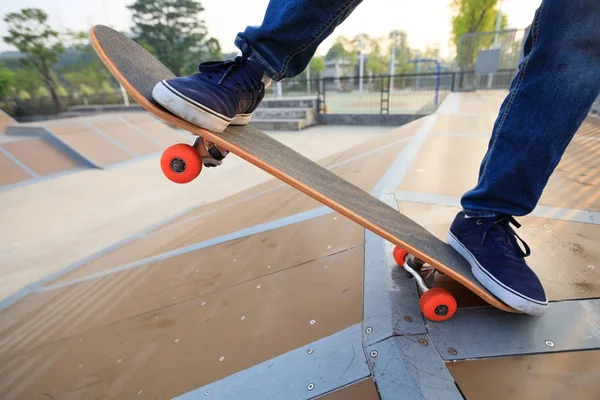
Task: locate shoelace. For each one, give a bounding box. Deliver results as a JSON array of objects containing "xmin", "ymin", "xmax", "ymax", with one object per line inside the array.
[
  {"xmin": 198, "ymin": 54, "xmax": 261, "ymax": 93},
  {"xmin": 479, "ymin": 216, "xmax": 531, "ymax": 258}
]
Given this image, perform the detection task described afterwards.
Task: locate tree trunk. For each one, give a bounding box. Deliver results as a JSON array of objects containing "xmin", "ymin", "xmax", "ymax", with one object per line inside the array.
[{"xmin": 43, "ymin": 71, "xmax": 62, "ymax": 113}]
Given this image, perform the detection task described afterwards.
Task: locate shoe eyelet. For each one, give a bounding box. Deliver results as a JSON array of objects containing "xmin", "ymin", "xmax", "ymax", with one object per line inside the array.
[{"xmin": 477, "ymin": 220, "xmax": 483, "ymax": 225}]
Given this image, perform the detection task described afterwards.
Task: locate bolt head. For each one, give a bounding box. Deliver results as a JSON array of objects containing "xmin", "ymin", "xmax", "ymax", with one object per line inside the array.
[
  {"xmin": 448, "ymin": 348, "xmax": 457, "ymax": 355},
  {"xmin": 370, "ymin": 350, "xmax": 378, "ymax": 358},
  {"xmin": 307, "ymin": 348, "xmax": 314, "ymax": 354},
  {"xmin": 365, "ymin": 327, "xmax": 373, "ymax": 334},
  {"xmin": 418, "ymin": 338, "xmax": 428, "ymax": 346},
  {"xmin": 307, "ymin": 383, "xmax": 315, "ymax": 391},
  {"xmin": 545, "ymin": 340, "xmax": 555, "ymax": 347},
  {"xmin": 404, "ymin": 316, "xmax": 413, "ymax": 323}
]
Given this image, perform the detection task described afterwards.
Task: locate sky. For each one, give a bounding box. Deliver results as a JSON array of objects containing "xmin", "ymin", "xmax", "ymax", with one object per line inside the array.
[{"xmin": 0, "ymin": 0, "xmax": 542, "ymax": 58}]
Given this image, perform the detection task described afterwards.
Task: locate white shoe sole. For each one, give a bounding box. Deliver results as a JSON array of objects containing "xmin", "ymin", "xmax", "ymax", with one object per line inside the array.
[
  {"xmin": 152, "ymin": 81, "xmax": 252, "ymax": 133},
  {"xmin": 447, "ymin": 230, "xmax": 548, "ymax": 316}
]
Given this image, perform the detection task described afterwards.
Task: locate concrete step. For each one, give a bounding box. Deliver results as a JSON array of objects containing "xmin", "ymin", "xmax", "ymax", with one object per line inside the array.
[
  {"xmin": 250, "ymin": 118, "xmax": 313, "ymax": 131},
  {"xmin": 253, "ymin": 107, "xmax": 315, "ymax": 120},
  {"xmin": 260, "ymin": 97, "xmax": 318, "ymax": 108}
]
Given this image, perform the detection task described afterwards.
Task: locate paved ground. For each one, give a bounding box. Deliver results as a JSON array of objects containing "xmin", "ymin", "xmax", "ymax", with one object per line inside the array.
[
  {"xmin": 1, "ymin": 92, "xmax": 599, "ymax": 400},
  {"xmin": 0, "ymin": 125, "xmax": 387, "ymax": 301}
]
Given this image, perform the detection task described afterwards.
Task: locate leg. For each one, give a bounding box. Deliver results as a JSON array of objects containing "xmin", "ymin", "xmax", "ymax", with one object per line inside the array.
[
  {"xmin": 461, "ymin": 0, "xmax": 600, "ymax": 216},
  {"xmin": 152, "ymin": 0, "xmax": 364, "ymax": 135},
  {"xmin": 236, "ymin": 0, "xmax": 364, "ymax": 81},
  {"xmin": 449, "ymin": 0, "xmax": 600, "ymax": 315}
]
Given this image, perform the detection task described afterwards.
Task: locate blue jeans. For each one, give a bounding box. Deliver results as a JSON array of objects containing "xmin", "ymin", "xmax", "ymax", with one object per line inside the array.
[{"xmin": 236, "ymin": 0, "xmax": 600, "ymax": 216}]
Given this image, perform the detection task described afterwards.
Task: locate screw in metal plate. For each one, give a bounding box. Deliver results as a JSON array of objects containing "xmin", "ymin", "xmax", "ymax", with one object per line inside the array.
[
  {"xmin": 310, "ymin": 320, "xmax": 316, "ymax": 325},
  {"xmin": 365, "ymin": 327, "xmax": 373, "ymax": 334},
  {"xmin": 204, "ymin": 389, "xmax": 211, "ymax": 396},
  {"xmin": 404, "ymin": 316, "xmax": 413, "ymax": 323},
  {"xmin": 307, "ymin": 383, "xmax": 315, "ymax": 391},
  {"xmin": 307, "ymin": 348, "xmax": 314, "ymax": 354},
  {"xmin": 370, "ymin": 350, "xmax": 378, "ymax": 358},
  {"xmin": 219, "ymin": 356, "xmax": 225, "ymax": 362},
  {"xmin": 419, "ymin": 338, "xmax": 428, "ymax": 346},
  {"xmin": 545, "ymin": 340, "xmax": 555, "ymax": 347},
  {"xmin": 448, "ymin": 348, "xmax": 458, "ymax": 355}
]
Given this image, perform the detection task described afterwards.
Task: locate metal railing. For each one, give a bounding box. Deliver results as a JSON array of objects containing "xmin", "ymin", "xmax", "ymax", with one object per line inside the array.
[
  {"xmin": 264, "ymin": 72, "xmax": 455, "ymax": 115},
  {"xmin": 1, "ymin": 92, "xmax": 133, "ymax": 119}
]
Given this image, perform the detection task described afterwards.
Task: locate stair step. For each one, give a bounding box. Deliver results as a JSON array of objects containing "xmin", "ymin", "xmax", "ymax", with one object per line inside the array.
[
  {"xmin": 254, "ymin": 107, "xmax": 315, "ymax": 120},
  {"xmin": 260, "ymin": 97, "xmax": 318, "ymax": 108},
  {"xmin": 250, "ymin": 118, "xmax": 315, "ymax": 131}
]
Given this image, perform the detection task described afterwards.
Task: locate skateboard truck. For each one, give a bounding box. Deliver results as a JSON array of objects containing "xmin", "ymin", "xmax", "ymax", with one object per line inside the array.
[{"xmin": 393, "ymin": 246, "xmax": 458, "ymax": 322}]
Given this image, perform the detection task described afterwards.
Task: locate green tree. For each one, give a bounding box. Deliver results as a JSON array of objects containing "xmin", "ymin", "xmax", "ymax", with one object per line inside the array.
[
  {"xmin": 3, "ymin": 8, "xmax": 65, "ymax": 109},
  {"xmin": 0, "ymin": 68, "xmax": 16, "ymax": 98},
  {"xmin": 451, "ymin": 0, "xmax": 506, "ymax": 45},
  {"xmin": 309, "ymin": 57, "xmax": 325, "ymax": 75},
  {"xmin": 128, "ymin": 0, "xmax": 222, "ymax": 76},
  {"xmin": 325, "ymin": 42, "xmax": 351, "ymax": 61}
]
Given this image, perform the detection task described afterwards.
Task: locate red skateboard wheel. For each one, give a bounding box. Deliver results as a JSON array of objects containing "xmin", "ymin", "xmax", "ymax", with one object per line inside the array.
[
  {"xmin": 161, "ymin": 143, "xmax": 202, "ymax": 184},
  {"xmin": 419, "ymin": 288, "xmax": 457, "ymax": 322},
  {"xmin": 393, "ymin": 245, "xmax": 409, "ymax": 265}
]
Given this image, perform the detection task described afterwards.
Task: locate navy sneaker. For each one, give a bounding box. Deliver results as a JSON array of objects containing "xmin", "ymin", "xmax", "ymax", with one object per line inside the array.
[
  {"xmin": 448, "ymin": 211, "xmax": 548, "ymax": 315},
  {"xmin": 152, "ymin": 54, "xmax": 266, "ymax": 133}
]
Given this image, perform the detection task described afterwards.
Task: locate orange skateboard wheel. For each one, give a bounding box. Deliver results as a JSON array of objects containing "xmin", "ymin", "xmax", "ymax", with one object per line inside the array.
[
  {"xmin": 161, "ymin": 143, "xmax": 202, "ymax": 184},
  {"xmin": 419, "ymin": 288, "xmax": 457, "ymax": 321},
  {"xmin": 393, "ymin": 245, "xmax": 409, "ymax": 265}
]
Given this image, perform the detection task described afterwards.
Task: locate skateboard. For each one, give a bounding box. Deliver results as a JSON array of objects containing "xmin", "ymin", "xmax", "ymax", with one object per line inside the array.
[{"xmin": 89, "ymin": 24, "xmax": 517, "ymax": 321}]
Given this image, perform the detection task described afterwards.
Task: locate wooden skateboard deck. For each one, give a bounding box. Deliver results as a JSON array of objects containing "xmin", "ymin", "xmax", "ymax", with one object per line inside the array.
[{"xmin": 90, "ymin": 24, "xmax": 516, "ymax": 315}]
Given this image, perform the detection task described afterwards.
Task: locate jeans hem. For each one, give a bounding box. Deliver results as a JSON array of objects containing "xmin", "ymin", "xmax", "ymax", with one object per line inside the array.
[
  {"xmin": 235, "ymin": 36, "xmax": 283, "ymax": 81},
  {"xmin": 462, "ymin": 210, "xmax": 503, "ymax": 218}
]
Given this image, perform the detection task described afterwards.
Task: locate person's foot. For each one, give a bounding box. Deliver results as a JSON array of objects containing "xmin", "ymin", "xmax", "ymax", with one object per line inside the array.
[
  {"xmin": 447, "ymin": 211, "xmax": 548, "ymax": 315},
  {"xmin": 152, "ymin": 54, "xmax": 266, "ymax": 133}
]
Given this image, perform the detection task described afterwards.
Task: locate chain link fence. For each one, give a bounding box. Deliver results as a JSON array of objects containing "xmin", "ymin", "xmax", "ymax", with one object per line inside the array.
[{"xmin": 454, "ymin": 28, "xmax": 527, "ymax": 91}]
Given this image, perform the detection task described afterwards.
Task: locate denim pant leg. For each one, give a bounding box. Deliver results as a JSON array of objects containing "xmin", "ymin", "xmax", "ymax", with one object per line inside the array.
[
  {"xmin": 461, "ymin": 0, "xmax": 600, "ymax": 218},
  {"xmin": 234, "ymin": 0, "xmax": 364, "ymax": 81}
]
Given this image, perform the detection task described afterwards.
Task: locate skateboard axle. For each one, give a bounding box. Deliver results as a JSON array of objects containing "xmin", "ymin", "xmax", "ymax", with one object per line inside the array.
[
  {"xmin": 170, "ymin": 158, "xmax": 186, "ymax": 173},
  {"xmin": 403, "ymin": 255, "xmax": 429, "ymax": 293}
]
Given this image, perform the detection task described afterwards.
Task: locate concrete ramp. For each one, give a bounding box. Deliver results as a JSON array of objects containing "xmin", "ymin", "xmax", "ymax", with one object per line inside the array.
[
  {"xmin": 1, "ymin": 92, "xmax": 599, "ymax": 400},
  {"xmin": 0, "ymin": 109, "xmax": 17, "ymax": 134},
  {"xmin": 1, "ymin": 113, "xmax": 188, "ymax": 190}
]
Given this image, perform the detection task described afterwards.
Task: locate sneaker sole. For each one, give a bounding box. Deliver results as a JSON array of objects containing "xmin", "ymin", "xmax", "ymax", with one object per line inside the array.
[
  {"xmin": 447, "ymin": 230, "xmax": 548, "ymax": 316},
  {"xmin": 152, "ymin": 81, "xmax": 252, "ymax": 133}
]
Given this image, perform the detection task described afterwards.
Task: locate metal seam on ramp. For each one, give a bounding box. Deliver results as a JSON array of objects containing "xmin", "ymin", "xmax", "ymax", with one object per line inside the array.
[
  {"xmin": 372, "ymin": 115, "xmax": 438, "ymax": 195},
  {"xmin": 427, "ymin": 299, "xmax": 600, "ymax": 361},
  {"xmin": 171, "ymin": 324, "xmax": 369, "ymax": 400},
  {"xmin": 395, "ymin": 190, "xmax": 600, "ymax": 225},
  {"xmin": 37, "ymin": 207, "xmax": 333, "ymax": 292},
  {"xmin": 118, "ymin": 116, "xmax": 170, "ymax": 147},
  {"xmin": 85, "ymin": 122, "xmax": 138, "ymax": 156},
  {"xmin": 0, "ymin": 144, "xmax": 38, "ymax": 177}
]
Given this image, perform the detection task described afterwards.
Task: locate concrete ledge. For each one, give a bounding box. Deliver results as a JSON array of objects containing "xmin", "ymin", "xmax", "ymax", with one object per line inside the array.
[
  {"xmin": 317, "ymin": 114, "xmax": 427, "ymax": 127},
  {"xmin": 6, "ymin": 125, "xmax": 99, "ymax": 169}
]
